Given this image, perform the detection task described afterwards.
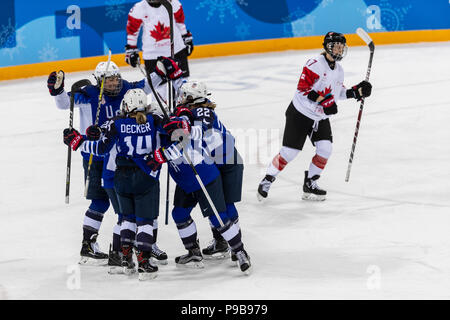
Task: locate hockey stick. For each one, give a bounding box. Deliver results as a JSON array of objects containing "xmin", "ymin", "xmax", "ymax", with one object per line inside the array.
[
  {"xmin": 84, "ymin": 50, "xmax": 112, "ymax": 196},
  {"xmin": 137, "ymin": 64, "xmax": 225, "ymax": 228},
  {"xmin": 345, "ymin": 28, "xmax": 375, "ymax": 182},
  {"xmin": 160, "ymin": 0, "xmax": 175, "ymax": 225},
  {"xmin": 65, "ymin": 78, "xmax": 93, "ymax": 204}
]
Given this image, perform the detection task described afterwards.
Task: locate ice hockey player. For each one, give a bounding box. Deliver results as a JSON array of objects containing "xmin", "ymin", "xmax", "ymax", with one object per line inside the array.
[
  {"xmin": 49, "ymin": 58, "xmax": 176, "ymax": 265},
  {"xmin": 174, "ymin": 81, "xmax": 245, "ymax": 263},
  {"xmin": 140, "ymin": 73, "xmax": 251, "ymax": 274},
  {"xmin": 64, "ymin": 89, "xmax": 167, "ymax": 281},
  {"xmin": 125, "ymin": 0, "xmax": 193, "ymax": 77},
  {"xmin": 145, "ymin": 121, "xmax": 252, "ymax": 274},
  {"xmin": 257, "ymin": 31, "xmax": 372, "ymax": 201}
]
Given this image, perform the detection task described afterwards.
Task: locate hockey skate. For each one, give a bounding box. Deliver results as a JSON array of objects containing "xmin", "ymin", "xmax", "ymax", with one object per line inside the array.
[
  {"xmin": 151, "ymin": 244, "xmax": 168, "ymax": 265},
  {"xmin": 121, "ymin": 245, "xmax": 136, "ymax": 275},
  {"xmin": 302, "ymin": 171, "xmax": 326, "ymax": 201},
  {"xmin": 257, "ymin": 175, "xmax": 276, "ymax": 201},
  {"xmin": 107, "ymin": 244, "xmax": 123, "ymax": 274},
  {"xmin": 136, "ymin": 250, "xmax": 158, "ymax": 281},
  {"xmin": 202, "ymin": 238, "xmax": 230, "ymax": 260},
  {"xmin": 235, "ymin": 250, "xmax": 252, "ymax": 275},
  {"xmin": 79, "ymin": 234, "xmax": 108, "ymax": 265},
  {"xmin": 175, "ymin": 246, "xmax": 204, "ymax": 269}
]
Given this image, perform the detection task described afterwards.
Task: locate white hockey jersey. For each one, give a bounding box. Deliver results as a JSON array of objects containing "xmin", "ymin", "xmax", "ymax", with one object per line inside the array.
[
  {"xmin": 293, "ymin": 54, "xmax": 348, "ymax": 121},
  {"xmin": 127, "ymin": 0, "xmax": 187, "ymax": 60}
]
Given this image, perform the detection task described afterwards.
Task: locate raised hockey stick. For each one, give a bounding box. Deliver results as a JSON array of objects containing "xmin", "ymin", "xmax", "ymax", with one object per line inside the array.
[
  {"xmin": 137, "ymin": 65, "xmax": 225, "ymax": 228},
  {"xmin": 160, "ymin": 0, "xmax": 175, "ymax": 225},
  {"xmin": 345, "ymin": 28, "xmax": 375, "ymax": 182},
  {"xmin": 84, "ymin": 50, "xmax": 112, "ymax": 197},
  {"xmin": 65, "ymin": 78, "xmax": 93, "ymax": 204}
]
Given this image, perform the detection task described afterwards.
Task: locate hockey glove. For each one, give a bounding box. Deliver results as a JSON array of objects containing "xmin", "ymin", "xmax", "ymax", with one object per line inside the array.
[
  {"xmin": 146, "ymin": 148, "xmax": 167, "ymax": 171},
  {"xmin": 163, "ymin": 116, "xmax": 191, "ymax": 136},
  {"xmin": 347, "ymin": 80, "xmax": 372, "ymax": 101},
  {"xmin": 182, "ymin": 31, "xmax": 194, "ymax": 56},
  {"xmin": 319, "ymin": 93, "xmax": 338, "ymax": 115},
  {"xmin": 47, "ymin": 70, "xmax": 65, "ymax": 96},
  {"xmin": 175, "ymin": 106, "xmax": 194, "ymax": 124},
  {"xmin": 125, "ymin": 45, "xmax": 140, "ymax": 68},
  {"xmin": 63, "ymin": 128, "xmax": 84, "ymax": 151},
  {"xmin": 86, "ymin": 125, "xmax": 102, "ymax": 141},
  {"xmin": 155, "ymin": 56, "xmax": 183, "ymax": 80}
]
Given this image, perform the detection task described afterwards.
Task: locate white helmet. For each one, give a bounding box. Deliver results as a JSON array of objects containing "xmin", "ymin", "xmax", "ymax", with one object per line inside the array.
[
  {"xmin": 146, "ymin": 100, "xmax": 166, "ymax": 117},
  {"xmin": 179, "ymin": 80, "xmax": 211, "ymax": 105},
  {"xmin": 121, "ymin": 89, "xmax": 147, "ymax": 114},
  {"xmin": 93, "ymin": 61, "xmax": 123, "ymax": 96}
]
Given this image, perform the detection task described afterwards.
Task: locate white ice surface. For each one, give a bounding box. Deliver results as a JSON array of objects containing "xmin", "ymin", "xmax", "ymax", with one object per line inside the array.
[{"xmin": 1, "ymin": 42, "xmax": 450, "ymax": 300}]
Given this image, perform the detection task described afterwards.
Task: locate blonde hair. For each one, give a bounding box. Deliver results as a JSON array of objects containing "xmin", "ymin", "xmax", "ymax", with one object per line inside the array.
[
  {"xmin": 192, "ymin": 100, "xmax": 217, "ymax": 110},
  {"xmin": 130, "ymin": 111, "xmax": 147, "ymax": 124}
]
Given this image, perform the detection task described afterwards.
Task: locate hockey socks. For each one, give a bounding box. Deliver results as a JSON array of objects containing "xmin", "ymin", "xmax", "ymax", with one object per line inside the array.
[
  {"xmin": 175, "ymin": 218, "xmax": 199, "ymax": 250},
  {"xmin": 136, "ymin": 219, "xmax": 154, "ymax": 252},
  {"xmin": 120, "ymin": 216, "xmax": 137, "ymax": 247},
  {"xmin": 266, "ymin": 146, "xmax": 300, "ymax": 177},
  {"xmin": 112, "ymin": 215, "xmax": 122, "ymax": 252},
  {"xmin": 82, "ymin": 199, "xmax": 109, "ymax": 241}
]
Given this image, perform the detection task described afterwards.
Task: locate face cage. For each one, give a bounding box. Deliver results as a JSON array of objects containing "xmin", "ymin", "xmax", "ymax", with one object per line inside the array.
[
  {"xmin": 98, "ymin": 75, "xmax": 123, "ymax": 97},
  {"xmin": 326, "ymin": 42, "xmax": 348, "ymax": 61}
]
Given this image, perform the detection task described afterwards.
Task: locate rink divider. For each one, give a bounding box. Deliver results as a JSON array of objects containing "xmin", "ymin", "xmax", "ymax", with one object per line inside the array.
[{"xmin": 1, "ymin": 29, "xmax": 449, "ymax": 81}]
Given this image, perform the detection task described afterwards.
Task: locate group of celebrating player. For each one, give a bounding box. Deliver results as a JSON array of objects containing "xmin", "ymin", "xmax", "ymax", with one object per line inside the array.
[
  {"xmin": 46, "ymin": 0, "xmax": 373, "ymax": 281},
  {"xmin": 48, "ymin": 56, "xmax": 251, "ymax": 280}
]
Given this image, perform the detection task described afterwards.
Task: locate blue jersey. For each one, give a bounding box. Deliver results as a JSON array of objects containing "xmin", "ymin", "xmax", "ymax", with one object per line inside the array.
[
  {"xmin": 189, "ymin": 106, "xmax": 236, "ymax": 166},
  {"xmin": 161, "ymin": 137, "xmax": 220, "ymax": 194},
  {"xmin": 74, "ymin": 79, "xmax": 146, "ymax": 161},
  {"xmin": 83, "ymin": 114, "xmax": 163, "ymax": 180}
]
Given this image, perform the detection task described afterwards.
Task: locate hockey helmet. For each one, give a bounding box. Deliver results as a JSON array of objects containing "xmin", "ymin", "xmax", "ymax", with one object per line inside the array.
[
  {"xmin": 179, "ymin": 80, "xmax": 211, "ymax": 105},
  {"xmin": 93, "ymin": 60, "xmax": 123, "ymax": 97},
  {"xmin": 146, "ymin": 100, "xmax": 165, "ymax": 117},
  {"xmin": 146, "ymin": 0, "xmax": 162, "ymax": 6},
  {"xmin": 121, "ymin": 89, "xmax": 147, "ymax": 114},
  {"xmin": 323, "ymin": 31, "xmax": 348, "ymax": 61}
]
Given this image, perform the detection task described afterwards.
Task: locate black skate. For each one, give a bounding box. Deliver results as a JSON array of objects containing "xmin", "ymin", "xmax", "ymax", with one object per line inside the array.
[
  {"xmin": 151, "ymin": 244, "xmax": 168, "ymax": 265},
  {"xmin": 202, "ymin": 238, "xmax": 230, "ymax": 260},
  {"xmin": 79, "ymin": 234, "xmax": 108, "ymax": 265},
  {"xmin": 107, "ymin": 244, "xmax": 123, "ymax": 274},
  {"xmin": 235, "ymin": 250, "xmax": 252, "ymax": 275},
  {"xmin": 302, "ymin": 171, "xmax": 326, "ymax": 201},
  {"xmin": 175, "ymin": 246, "xmax": 204, "ymax": 269},
  {"xmin": 121, "ymin": 245, "xmax": 136, "ymax": 275},
  {"xmin": 136, "ymin": 250, "xmax": 158, "ymax": 281},
  {"xmin": 257, "ymin": 175, "xmax": 276, "ymax": 201}
]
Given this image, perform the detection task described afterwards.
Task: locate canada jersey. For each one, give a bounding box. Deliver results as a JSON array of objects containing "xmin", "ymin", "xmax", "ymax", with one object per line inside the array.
[
  {"xmin": 127, "ymin": 0, "xmax": 187, "ymax": 60},
  {"xmin": 293, "ymin": 54, "xmax": 348, "ymax": 121}
]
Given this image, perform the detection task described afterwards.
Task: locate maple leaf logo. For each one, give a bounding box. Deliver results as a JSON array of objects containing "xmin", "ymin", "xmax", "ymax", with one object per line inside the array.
[
  {"xmin": 150, "ymin": 22, "xmax": 170, "ymax": 42},
  {"xmin": 317, "ymin": 86, "xmax": 332, "ymax": 97}
]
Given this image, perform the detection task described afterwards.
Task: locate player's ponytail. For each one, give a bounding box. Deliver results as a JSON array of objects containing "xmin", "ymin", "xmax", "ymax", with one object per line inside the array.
[
  {"xmin": 199, "ymin": 101, "xmax": 217, "ymax": 110},
  {"xmin": 130, "ymin": 111, "xmax": 147, "ymax": 124}
]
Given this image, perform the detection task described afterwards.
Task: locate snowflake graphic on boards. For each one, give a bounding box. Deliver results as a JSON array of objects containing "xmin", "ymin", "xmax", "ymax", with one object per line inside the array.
[
  {"xmin": 196, "ymin": 0, "xmax": 248, "ymax": 24},
  {"xmin": 2, "ymin": 26, "xmax": 26, "ymax": 60},
  {"xmin": 235, "ymin": 22, "xmax": 250, "ymax": 40},
  {"xmin": 314, "ymin": 0, "xmax": 335, "ymax": 8},
  {"xmin": 105, "ymin": 0, "xmax": 127, "ymax": 22},
  {"xmin": 282, "ymin": 8, "xmax": 316, "ymax": 38},
  {"xmin": 38, "ymin": 43, "xmax": 59, "ymax": 62},
  {"xmin": 0, "ymin": 18, "xmax": 16, "ymax": 48}
]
